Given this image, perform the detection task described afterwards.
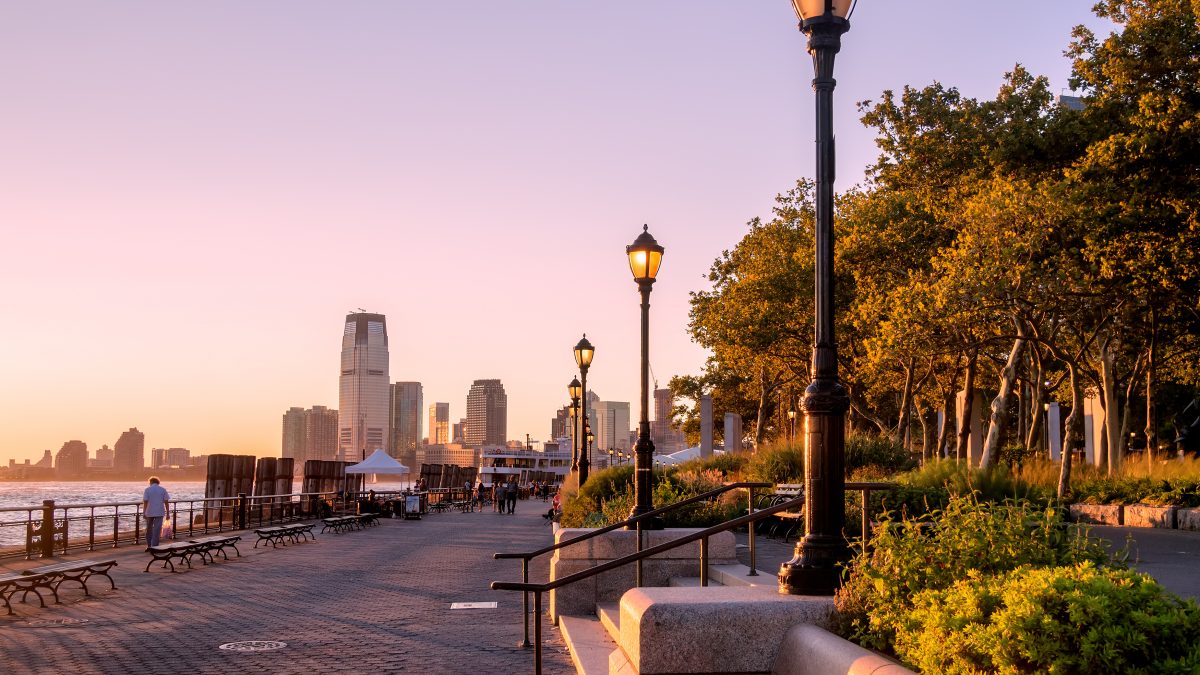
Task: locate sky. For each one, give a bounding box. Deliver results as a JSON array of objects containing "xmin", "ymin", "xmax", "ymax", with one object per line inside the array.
[{"xmin": 0, "ymin": 1, "xmax": 1114, "ymax": 463}]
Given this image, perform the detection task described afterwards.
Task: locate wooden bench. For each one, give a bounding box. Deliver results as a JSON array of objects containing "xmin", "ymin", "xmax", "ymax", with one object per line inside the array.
[
  {"xmin": 144, "ymin": 535, "xmax": 241, "ymax": 573},
  {"xmin": 254, "ymin": 523, "xmax": 316, "ymax": 548},
  {"xmin": 321, "ymin": 515, "xmax": 361, "ymax": 534},
  {"xmin": 0, "ymin": 572, "xmax": 49, "ymax": 615},
  {"xmin": 20, "ymin": 559, "xmax": 118, "ymax": 602}
]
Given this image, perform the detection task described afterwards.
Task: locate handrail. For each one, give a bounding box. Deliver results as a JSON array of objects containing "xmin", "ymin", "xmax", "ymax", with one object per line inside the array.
[
  {"xmin": 494, "ymin": 481, "xmax": 770, "ymax": 562},
  {"xmin": 491, "ymin": 480, "xmax": 896, "ymax": 674}
]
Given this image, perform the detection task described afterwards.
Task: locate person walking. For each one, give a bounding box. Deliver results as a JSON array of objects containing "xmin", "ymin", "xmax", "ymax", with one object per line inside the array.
[
  {"xmin": 505, "ymin": 480, "xmax": 518, "ymax": 514},
  {"xmin": 142, "ymin": 476, "xmax": 170, "ymax": 548}
]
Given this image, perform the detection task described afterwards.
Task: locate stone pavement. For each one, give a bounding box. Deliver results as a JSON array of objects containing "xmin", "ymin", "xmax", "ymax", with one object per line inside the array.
[{"xmin": 0, "ymin": 501, "xmax": 573, "ymax": 674}]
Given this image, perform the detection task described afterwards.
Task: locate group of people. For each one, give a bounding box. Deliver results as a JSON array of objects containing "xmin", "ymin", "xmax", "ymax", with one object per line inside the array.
[{"xmin": 473, "ymin": 480, "xmax": 519, "ymax": 513}]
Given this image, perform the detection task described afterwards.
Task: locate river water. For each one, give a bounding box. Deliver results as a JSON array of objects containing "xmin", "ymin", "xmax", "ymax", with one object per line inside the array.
[{"xmin": 0, "ymin": 480, "xmax": 414, "ymax": 550}]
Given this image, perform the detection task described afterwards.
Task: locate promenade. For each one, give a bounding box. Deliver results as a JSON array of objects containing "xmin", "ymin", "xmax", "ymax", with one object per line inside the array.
[{"xmin": 0, "ymin": 503, "xmax": 573, "ymax": 674}]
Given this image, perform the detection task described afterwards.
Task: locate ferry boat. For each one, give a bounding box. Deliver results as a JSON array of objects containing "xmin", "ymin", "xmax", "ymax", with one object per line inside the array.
[{"xmin": 478, "ymin": 440, "xmax": 571, "ymax": 487}]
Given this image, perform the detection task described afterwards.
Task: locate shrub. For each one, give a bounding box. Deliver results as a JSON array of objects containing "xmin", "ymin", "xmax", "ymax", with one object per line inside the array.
[
  {"xmin": 746, "ymin": 445, "xmax": 804, "ymax": 484},
  {"xmin": 558, "ymin": 463, "xmax": 745, "ymax": 528},
  {"xmin": 845, "ymin": 433, "xmax": 915, "ymax": 474},
  {"xmin": 896, "ymin": 563, "xmax": 1200, "ymax": 674},
  {"xmin": 834, "ymin": 494, "xmax": 1118, "ymax": 652},
  {"xmin": 895, "ymin": 459, "xmax": 1055, "ymax": 510}
]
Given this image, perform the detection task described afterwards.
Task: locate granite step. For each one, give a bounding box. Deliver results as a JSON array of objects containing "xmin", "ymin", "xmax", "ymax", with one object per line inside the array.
[
  {"xmin": 667, "ymin": 575, "xmax": 724, "ymax": 587},
  {"xmin": 559, "ymin": 613, "xmax": 619, "ymax": 675}
]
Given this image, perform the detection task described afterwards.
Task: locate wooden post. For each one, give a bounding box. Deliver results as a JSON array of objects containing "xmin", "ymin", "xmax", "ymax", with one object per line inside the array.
[{"xmin": 40, "ymin": 500, "xmax": 56, "ymax": 558}]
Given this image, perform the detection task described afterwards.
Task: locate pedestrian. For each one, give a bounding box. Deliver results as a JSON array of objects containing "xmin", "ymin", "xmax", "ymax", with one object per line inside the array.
[
  {"xmin": 505, "ymin": 480, "xmax": 518, "ymax": 514},
  {"xmin": 494, "ymin": 482, "xmax": 505, "ymax": 513},
  {"xmin": 142, "ymin": 476, "xmax": 170, "ymax": 549}
]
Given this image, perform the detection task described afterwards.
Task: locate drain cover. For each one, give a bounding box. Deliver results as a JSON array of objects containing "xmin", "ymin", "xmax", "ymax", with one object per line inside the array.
[
  {"xmin": 450, "ymin": 602, "xmax": 498, "ymax": 609},
  {"xmin": 24, "ymin": 618, "xmax": 89, "ymax": 627},
  {"xmin": 218, "ymin": 640, "xmax": 287, "ymax": 652}
]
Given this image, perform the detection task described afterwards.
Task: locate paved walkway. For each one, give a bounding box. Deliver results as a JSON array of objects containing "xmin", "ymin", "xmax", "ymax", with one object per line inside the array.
[{"xmin": 0, "ymin": 502, "xmax": 573, "ymax": 674}]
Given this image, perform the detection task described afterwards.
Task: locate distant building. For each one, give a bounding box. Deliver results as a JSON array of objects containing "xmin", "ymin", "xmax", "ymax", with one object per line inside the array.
[
  {"xmin": 389, "ymin": 382, "xmax": 423, "ymax": 468},
  {"xmin": 34, "ymin": 450, "xmax": 52, "ymax": 468},
  {"xmin": 428, "ymin": 402, "xmax": 450, "ymax": 445},
  {"xmin": 283, "ymin": 405, "xmax": 339, "ymax": 469},
  {"xmin": 113, "ymin": 427, "xmax": 145, "ymax": 472},
  {"xmin": 338, "ymin": 312, "xmax": 390, "ymax": 462},
  {"xmin": 465, "ymin": 379, "xmax": 507, "ymax": 447},
  {"xmin": 150, "ymin": 447, "xmax": 190, "ymax": 468},
  {"xmin": 551, "ymin": 406, "xmax": 572, "ymax": 443},
  {"xmin": 417, "ymin": 443, "xmax": 479, "ymax": 468},
  {"xmin": 652, "ymin": 388, "xmax": 687, "ymax": 453},
  {"xmin": 1056, "ymin": 94, "xmax": 1085, "ymax": 111},
  {"xmin": 55, "ymin": 440, "xmax": 89, "ymax": 477},
  {"xmin": 452, "ymin": 418, "xmax": 467, "ymax": 444},
  {"xmin": 93, "ymin": 444, "xmax": 115, "ymax": 468},
  {"xmin": 591, "ymin": 400, "xmax": 631, "ymax": 454}
]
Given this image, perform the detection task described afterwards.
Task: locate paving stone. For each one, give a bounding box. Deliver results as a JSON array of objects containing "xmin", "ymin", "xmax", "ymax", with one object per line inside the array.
[{"xmin": 0, "ymin": 505, "xmax": 572, "ymax": 674}]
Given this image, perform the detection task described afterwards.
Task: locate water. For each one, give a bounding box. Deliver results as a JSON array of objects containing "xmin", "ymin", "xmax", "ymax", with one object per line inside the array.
[{"xmin": 0, "ymin": 480, "xmax": 415, "ymax": 550}]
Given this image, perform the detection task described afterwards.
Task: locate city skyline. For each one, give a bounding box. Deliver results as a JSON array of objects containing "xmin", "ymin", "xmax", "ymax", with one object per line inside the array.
[{"xmin": 0, "ymin": 3, "xmax": 1113, "ymax": 463}]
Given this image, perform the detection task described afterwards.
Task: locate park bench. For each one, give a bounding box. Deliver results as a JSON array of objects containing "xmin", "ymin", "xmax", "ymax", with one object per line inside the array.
[
  {"xmin": 144, "ymin": 535, "xmax": 241, "ymax": 573},
  {"xmin": 0, "ymin": 572, "xmax": 49, "ymax": 615},
  {"xmin": 254, "ymin": 523, "xmax": 316, "ymax": 548},
  {"xmin": 752, "ymin": 484, "xmax": 805, "ymax": 541},
  {"xmin": 20, "ymin": 559, "xmax": 118, "ymax": 602},
  {"xmin": 320, "ymin": 515, "xmax": 362, "ymax": 534}
]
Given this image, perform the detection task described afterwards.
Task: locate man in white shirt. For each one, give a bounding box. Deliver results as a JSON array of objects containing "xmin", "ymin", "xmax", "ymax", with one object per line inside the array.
[{"xmin": 142, "ymin": 477, "xmax": 170, "ymax": 548}]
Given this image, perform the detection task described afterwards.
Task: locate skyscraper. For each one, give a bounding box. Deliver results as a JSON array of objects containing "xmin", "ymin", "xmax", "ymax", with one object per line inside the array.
[
  {"xmin": 338, "ymin": 312, "xmax": 390, "ymax": 462},
  {"xmin": 282, "ymin": 407, "xmax": 306, "ymax": 459},
  {"xmin": 465, "ymin": 379, "xmax": 507, "ymax": 447},
  {"xmin": 390, "ymin": 382, "xmax": 423, "ymax": 467},
  {"xmin": 283, "ymin": 405, "xmax": 340, "ymax": 469},
  {"xmin": 592, "ymin": 400, "xmax": 632, "ymax": 453},
  {"xmin": 428, "ymin": 402, "xmax": 450, "ymax": 445},
  {"xmin": 56, "ymin": 440, "xmax": 89, "ymax": 477},
  {"xmin": 652, "ymin": 387, "xmax": 686, "ymax": 453},
  {"xmin": 113, "ymin": 427, "xmax": 145, "ymax": 472}
]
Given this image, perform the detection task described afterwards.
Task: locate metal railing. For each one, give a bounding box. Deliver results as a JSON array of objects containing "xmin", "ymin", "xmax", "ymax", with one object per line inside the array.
[
  {"xmin": 491, "ymin": 481, "xmax": 895, "ymax": 674},
  {"xmin": 493, "ymin": 482, "xmax": 770, "ymax": 650},
  {"xmin": 0, "ymin": 491, "xmax": 346, "ymax": 560}
]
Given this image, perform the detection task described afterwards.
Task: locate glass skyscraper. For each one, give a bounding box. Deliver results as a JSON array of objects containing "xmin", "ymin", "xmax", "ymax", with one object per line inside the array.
[
  {"xmin": 338, "ymin": 312, "xmax": 390, "ymax": 463},
  {"xmin": 465, "ymin": 379, "xmax": 507, "ymax": 447}
]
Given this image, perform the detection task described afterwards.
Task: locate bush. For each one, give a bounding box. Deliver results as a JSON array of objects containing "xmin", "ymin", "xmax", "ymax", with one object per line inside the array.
[
  {"xmin": 845, "ymin": 433, "xmax": 915, "ymax": 474},
  {"xmin": 896, "ymin": 563, "xmax": 1200, "ymax": 674},
  {"xmin": 746, "ymin": 445, "xmax": 805, "ymax": 484},
  {"xmin": 895, "ymin": 459, "xmax": 1055, "ymax": 510},
  {"xmin": 558, "ymin": 463, "xmax": 746, "ymax": 528},
  {"xmin": 834, "ymin": 494, "xmax": 1118, "ymax": 653}
]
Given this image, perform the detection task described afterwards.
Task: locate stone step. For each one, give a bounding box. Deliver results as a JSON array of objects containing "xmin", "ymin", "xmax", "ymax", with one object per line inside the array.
[
  {"xmin": 597, "ymin": 601, "xmax": 621, "ymax": 640},
  {"xmin": 711, "ymin": 563, "xmax": 778, "ymax": 588},
  {"xmin": 667, "ymin": 576, "xmax": 724, "ymax": 587},
  {"xmin": 559, "ymin": 613, "xmax": 619, "ymax": 675}
]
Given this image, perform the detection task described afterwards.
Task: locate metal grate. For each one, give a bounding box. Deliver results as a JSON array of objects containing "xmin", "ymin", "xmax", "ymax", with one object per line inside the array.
[{"xmin": 218, "ymin": 640, "xmax": 287, "ymax": 652}]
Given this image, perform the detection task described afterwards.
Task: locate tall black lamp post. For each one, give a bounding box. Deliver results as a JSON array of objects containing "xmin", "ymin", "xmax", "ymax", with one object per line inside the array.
[
  {"xmin": 779, "ymin": 0, "xmax": 853, "ymax": 596},
  {"xmin": 569, "ymin": 377, "xmax": 582, "ymax": 471},
  {"xmin": 627, "ymin": 225, "xmax": 664, "ymax": 525},
  {"xmin": 574, "ymin": 335, "xmax": 595, "ymax": 485}
]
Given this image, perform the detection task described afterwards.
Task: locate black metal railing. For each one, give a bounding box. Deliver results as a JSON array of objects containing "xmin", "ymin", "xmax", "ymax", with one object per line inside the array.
[
  {"xmin": 491, "ymin": 481, "xmax": 895, "ymax": 674},
  {"xmin": 493, "ymin": 482, "xmax": 770, "ymax": 650}
]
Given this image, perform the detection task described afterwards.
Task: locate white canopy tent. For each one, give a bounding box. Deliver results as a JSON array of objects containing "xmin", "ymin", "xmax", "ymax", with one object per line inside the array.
[
  {"xmin": 345, "ymin": 448, "xmax": 411, "ymax": 475},
  {"xmin": 656, "ymin": 446, "xmax": 726, "ymax": 466}
]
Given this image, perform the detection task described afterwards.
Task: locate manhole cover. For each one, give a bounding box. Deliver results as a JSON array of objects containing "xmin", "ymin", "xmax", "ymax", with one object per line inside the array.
[
  {"xmin": 218, "ymin": 640, "xmax": 287, "ymax": 652},
  {"xmin": 24, "ymin": 618, "xmax": 89, "ymax": 627}
]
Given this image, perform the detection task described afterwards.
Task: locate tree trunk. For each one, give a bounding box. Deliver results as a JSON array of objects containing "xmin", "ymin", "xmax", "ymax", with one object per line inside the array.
[
  {"xmin": 754, "ymin": 364, "xmax": 769, "ymax": 448},
  {"xmin": 1024, "ymin": 348, "xmax": 1045, "ymax": 452},
  {"xmin": 956, "ymin": 349, "xmax": 978, "ymax": 464},
  {"xmin": 937, "ymin": 392, "xmax": 954, "ymax": 458},
  {"xmin": 981, "ymin": 321, "xmax": 1027, "ymax": 468},
  {"xmin": 1099, "ymin": 339, "xmax": 1121, "ymax": 475},
  {"xmin": 918, "ymin": 404, "xmax": 936, "ymax": 465},
  {"xmin": 895, "ymin": 358, "xmax": 916, "ymax": 447},
  {"xmin": 1145, "ymin": 308, "xmax": 1158, "ymax": 472},
  {"xmin": 1057, "ymin": 361, "xmax": 1085, "ymax": 500}
]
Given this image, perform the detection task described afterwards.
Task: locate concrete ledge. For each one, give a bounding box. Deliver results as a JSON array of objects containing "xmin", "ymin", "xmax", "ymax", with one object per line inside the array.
[
  {"xmin": 559, "ymin": 614, "xmax": 618, "ymax": 675},
  {"xmin": 1069, "ymin": 503, "xmax": 1123, "ymax": 526},
  {"xmin": 772, "ymin": 625, "xmax": 915, "ymax": 675},
  {"xmin": 1123, "ymin": 504, "xmax": 1178, "ymax": 529},
  {"xmin": 1177, "ymin": 507, "xmax": 1200, "ymax": 531},
  {"xmin": 555, "ymin": 528, "xmax": 737, "ymax": 560},
  {"xmin": 620, "ymin": 586, "xmax": 834, "ymax": 674}
]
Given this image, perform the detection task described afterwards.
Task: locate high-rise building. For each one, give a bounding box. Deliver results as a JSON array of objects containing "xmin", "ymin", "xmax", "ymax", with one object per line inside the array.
[
  {"xmin": 592, "ymin": 400, "xmax": 632, "ymax": 453},
  {"xmin": 452, "ymin": 418, "xmax": 467, "ymax": 444},
  {"xmin": 652, "ymin": 387, "xmax": 687, "ymax": 453},
  {"xmin": 428, "ymin": 402, "xmax": 450, "ymax": 445},
  {"xmin": 282, "ymin": 407, "xmax": 306, "ymax": 459},
  {"xmin": 305, "ymin": 405, "xmax": 339, "ymax": 465},
  {"xmin": 465, "ymin": 379, "xmax": 507, "ymax": 447},
  {"xmin": 55, "ymin": 440, "xmax": 89, "ymax": 476},
  {"xmin": 338, "ymin": 312, "xmax": 390, "ymax": 462},
  {"xmin": 283, "ymin": 405, "xmax": 339, "ymax": 469},
  {"xmin": 91, "ymin": 445, "xmax": 114, "ymax": 468},
  {"xmin": 113, "ymin": 427, "xmax": 145, "ymax": 472},
  {"xmin": 551, "ymin": 405, "xmax": 572, "ymax": 441},
  {"xmin": 390, "ymin": 382, "xmax": 423, "ymax": 467}
]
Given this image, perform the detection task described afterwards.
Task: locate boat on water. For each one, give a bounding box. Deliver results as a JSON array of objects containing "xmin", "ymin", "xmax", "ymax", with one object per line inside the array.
[{"xmin": 478, "ymin": 441, "xmax": 570, "ymax": 487}]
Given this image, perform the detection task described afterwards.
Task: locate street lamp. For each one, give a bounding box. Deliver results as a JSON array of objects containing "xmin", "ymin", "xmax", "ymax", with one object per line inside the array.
[
  {"xmin": 569, "ymin": 377, "xmax": 582, "ymax": 471},
  {"xmin": 788, "ymin": 409, "xmax": 797, "ymax": 447},
  {"xmin": 779, "ymin": 0, "xmax": 854, "ymax": 597},
  {"xmin": 627, "ymin": 224, "xmax": 665, "ymax": 526},
  {"xmin": 574, "ymin": 335, "xmax": 595, "ymax": 485}
]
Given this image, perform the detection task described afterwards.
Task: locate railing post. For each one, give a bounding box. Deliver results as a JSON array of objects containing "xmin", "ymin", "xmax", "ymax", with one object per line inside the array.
[
  {"xmin": 747, "ymin": 486, "xmax": 758, "ymax": 576},
  {"xmin": 112, "ymin": 507, "xmax": 120, "ymax": 549},
  {"xmin": 519, "ymin": 558, "xmax": 531, "ymax": 648},
  {"xmin": 237, "ymin": 493, "xmax": 247, "ymax": 530},
  {"xmin": 860, "ymin": 488, "xmax": 870, "ymax": 545},
  {"xmin": 635, "ymin": 522, "xmax": 644, "ymax": 588},
  {"xmin": 135, "ymin": 504, "xmax": 142, "ymax": 544},
  {"xmin": 40, "ymin": 500, "xmax": 55, "ymax": 558},
  {"xmin": 700, "ymin": 536, "xmax": 709, "ymax": 587},
  {"xmin": 89, "ymin": 506, "xmax": 96, "ymax": 551}
]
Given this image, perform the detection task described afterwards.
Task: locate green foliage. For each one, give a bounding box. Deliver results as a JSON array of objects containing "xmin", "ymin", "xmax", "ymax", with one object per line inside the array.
[
  {"xmin": 1070, "ymin": 475, "xmax": 1200, "ymax": 507},
  {"xmin": 835, "ymin": 494, "xmax": 1118, "ymax": 653},
  {"xmin": 558, "ymin": 463, "xmax": 746, "ymax": 529},
  {"xmin": 896, "ymin": 563, "xmax": 1200, "ymax": 674},
  {"xmin": 845, "ymin": 433, "xmax": 915, "ymax": 474},
  {"xmin": 745, "ymin": 445, "xmax": 804, "ymax": 484},
  {"xmin": 895, "ymin": 459, "xmax": 1056, "ymax": 510}
]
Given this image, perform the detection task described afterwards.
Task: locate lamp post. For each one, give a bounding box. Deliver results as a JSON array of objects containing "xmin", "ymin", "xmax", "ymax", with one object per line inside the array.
[
  {"xmin": 569, "ymin": 377, "xmax": 582, "ymax": 472},
  {"xmin": 779, "ymin": 0, "xmax": 853, "ymax": 597},
  {"xmin": 627, "ymin": 224, "xmax": 665, "ymax": 525},
  {"xmin": 788, "ymin": 409, "xmax": 797, "ymax": 447},
  {"xmin": 574, "ymin": 335, "xmax": 595, "ymax": 485}
]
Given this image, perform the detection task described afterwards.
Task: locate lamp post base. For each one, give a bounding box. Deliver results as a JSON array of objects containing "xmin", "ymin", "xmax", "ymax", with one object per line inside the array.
[
  {"xmin": 626, "ymin": 505, "xmax": 664, "ymax": 530},
  {"xmin": 778, "ymin": 535, "xmax": 850, "ymax": 595}
]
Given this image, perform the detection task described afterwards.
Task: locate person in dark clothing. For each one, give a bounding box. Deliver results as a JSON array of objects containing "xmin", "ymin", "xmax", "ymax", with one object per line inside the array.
[{"xmin": 505, "ymin": 481, "xmax": 518, "ymax": 514}]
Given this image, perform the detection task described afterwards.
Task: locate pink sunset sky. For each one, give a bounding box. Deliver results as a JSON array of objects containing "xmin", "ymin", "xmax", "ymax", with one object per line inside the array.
[{"xmin": 0, "ymin": 2, "xmax": 1111, "ymax": 462}]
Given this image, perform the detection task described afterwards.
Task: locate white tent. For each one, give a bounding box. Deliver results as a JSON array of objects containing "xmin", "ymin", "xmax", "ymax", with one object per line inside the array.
[
  {"xmin": 345, "ymin": 448, "xmax": 411, "ymax": 474},
  {"xmin": 656, "ymin": 446, "xmax": 726, "ymax": 466}
]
